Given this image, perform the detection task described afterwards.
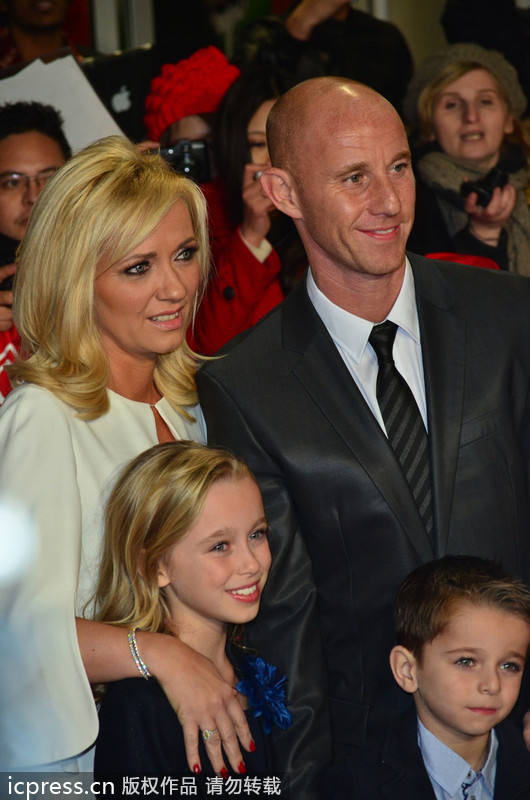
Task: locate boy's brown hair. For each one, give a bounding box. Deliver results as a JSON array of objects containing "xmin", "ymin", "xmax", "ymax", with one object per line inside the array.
[{"xmin": 395, "ymin": 555, "xmax": 530, "ymax": 662}]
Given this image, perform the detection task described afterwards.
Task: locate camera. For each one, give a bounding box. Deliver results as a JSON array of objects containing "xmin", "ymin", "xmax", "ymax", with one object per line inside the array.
[
  {"xmin": 157, "ymin": 140, "xmax": 212, "ymax": 185},
  {"xmin": 460, "ymin": 167, "xmax": 508, "ymax": 208}
]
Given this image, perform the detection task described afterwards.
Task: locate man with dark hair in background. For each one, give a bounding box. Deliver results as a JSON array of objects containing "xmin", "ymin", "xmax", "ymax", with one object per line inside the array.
[{"xmin": 0, "ymin": 101, "xmax": 70, "ymax": 401}]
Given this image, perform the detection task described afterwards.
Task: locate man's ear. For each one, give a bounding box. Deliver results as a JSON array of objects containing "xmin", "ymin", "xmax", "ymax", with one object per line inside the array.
[
  {"xmin": 389, "ymin": 645, "xmax": 419, "ymax": 694},
  {"xmin": 260, "ymin": 167, "xmax": 303, "ymax": 220}
]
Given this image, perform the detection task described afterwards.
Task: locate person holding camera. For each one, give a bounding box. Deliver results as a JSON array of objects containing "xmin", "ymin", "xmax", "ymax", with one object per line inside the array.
[
  {"xmin": 144, "ymin": 47, "xmax": 298, "ymax": 356},
  {"xmin": 404, "ymin": 43, "xmax": 530, "ymax": 274}
]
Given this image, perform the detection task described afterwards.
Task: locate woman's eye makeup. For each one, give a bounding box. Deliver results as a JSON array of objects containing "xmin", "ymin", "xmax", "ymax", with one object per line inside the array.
[
  {"xmin": 176, "ymin": 245, "xmax": 199, "ymax": 262},
  {"xmin": 124, "ymin": 260, "xmax": 150, "ymax": 275}
]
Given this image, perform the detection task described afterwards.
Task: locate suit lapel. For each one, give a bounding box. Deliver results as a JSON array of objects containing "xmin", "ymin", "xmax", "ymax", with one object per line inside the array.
[
  {"xmin": 380, "ymin": 708, "xmax": 437, "ymax": 800},
  {"xmin": 410, "ymin": 253, "xmax": 466, "ymax": 555},
  {"xmin": 281, "ymin": 277, "xmax": 434, "ymax": 562},
  {"xmin": 495, "ymin": 721, "xmax": 530, "ymax": 797}
]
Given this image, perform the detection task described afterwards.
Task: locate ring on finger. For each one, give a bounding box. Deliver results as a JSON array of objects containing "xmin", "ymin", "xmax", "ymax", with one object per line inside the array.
[{"xmin": 201, "ymin": 728, "xmax": 218, "ymax": 741}]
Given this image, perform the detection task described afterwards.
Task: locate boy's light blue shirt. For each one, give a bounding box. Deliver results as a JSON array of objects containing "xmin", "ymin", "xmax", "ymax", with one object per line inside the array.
[{"xmin": 418, "ymin": 718, "xmax": 498, "ymax": 799}]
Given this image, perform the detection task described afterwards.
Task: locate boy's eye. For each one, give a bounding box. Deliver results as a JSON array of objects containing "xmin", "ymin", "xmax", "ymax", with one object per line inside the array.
[
  {"xmin": 500, "ymin": 661, "xmax": 522, "ymax": 672},
  {"xmin": 455, "ymin": 657, "xmax": 475, "ymax": 667}
]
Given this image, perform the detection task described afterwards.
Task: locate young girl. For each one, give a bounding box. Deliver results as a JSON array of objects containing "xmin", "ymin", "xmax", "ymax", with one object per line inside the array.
[{"xmin": 93, "ymin": 440, "xmax": 291, "ymax": 780}]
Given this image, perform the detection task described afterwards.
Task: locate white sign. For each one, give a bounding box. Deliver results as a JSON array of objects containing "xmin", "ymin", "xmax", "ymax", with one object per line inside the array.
[{"xmin": 0, "ymin": 55, "xmax": 125, "ymax": 153}]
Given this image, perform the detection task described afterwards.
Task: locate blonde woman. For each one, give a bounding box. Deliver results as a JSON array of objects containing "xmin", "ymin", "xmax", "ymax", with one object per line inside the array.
[
  {"xmin": 94, "ymin": 441, "xmax": 290, "ymax": 780},
  {"xmin": 0, "ymin": 137, "xmax": 253, "ymax": 773}
]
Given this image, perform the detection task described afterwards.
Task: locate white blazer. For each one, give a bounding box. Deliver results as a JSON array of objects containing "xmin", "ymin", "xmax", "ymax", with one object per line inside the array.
[{"xmin": 0, "ymin": 383, "xmax": 206, "ymax": 767}]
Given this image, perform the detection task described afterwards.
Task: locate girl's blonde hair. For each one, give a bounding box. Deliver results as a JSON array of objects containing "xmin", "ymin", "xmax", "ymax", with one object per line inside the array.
[
  {"xmin": 94, "ymin": 441, "xmax": 255, "ymax": 634},
  {"xmin": 9, "ymin": 136, "xmax": 210, "ymax": 420}
]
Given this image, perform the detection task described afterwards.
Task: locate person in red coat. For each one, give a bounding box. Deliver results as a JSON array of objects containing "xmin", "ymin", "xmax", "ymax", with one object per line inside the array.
[{"xmin": 144, "ymin": 47, "xmax": 301, "ymax": 355}]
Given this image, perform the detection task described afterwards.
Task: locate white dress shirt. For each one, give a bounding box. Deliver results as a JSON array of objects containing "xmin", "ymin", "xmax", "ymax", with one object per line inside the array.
[{"xmin": 306, "ymin": 260, "xmax": 427, "ymax": 432}]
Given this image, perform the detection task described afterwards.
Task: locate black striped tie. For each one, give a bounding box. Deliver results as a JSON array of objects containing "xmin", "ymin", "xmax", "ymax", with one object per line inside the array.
[{"xmin": 369, "ymin": 321, "xmax": 433, "ymax": 537}]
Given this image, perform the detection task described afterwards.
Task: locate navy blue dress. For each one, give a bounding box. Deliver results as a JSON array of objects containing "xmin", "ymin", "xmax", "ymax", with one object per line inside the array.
[{"xmin": 94, "ymin": 651, "xmax": 290, "ymax": 797}]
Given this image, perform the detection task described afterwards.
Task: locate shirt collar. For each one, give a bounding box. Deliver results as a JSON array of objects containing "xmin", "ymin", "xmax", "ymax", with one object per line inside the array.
[
  {"xmin": 418, "ymin": 718, "xmax": 498, "ymax": 797},
  {"xmin": 306, "ymin": 259, "xmax": 419, "ymax": 364}
]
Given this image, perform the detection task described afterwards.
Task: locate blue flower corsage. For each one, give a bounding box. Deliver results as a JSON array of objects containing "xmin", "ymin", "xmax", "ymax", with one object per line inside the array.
[{"xmin": 236, "ymin": 654, "xmax": 293, "ymax": 735}]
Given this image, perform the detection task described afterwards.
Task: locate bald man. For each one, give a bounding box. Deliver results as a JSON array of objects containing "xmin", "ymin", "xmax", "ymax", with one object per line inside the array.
[{"xmin": 197, "ymin": 77, "xmax": 530, "ymax": 796}]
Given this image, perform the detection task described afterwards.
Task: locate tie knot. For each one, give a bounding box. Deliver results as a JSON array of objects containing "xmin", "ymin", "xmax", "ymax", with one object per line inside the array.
[{"xmin": 369, "ymin": 320, "xmax": 398, "ymax": 365}]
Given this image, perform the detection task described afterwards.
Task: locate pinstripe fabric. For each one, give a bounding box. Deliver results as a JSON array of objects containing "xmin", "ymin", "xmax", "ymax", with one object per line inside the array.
[{"xmin": 369, "ymin": 320, "xmax": 433, "ymax": 536}]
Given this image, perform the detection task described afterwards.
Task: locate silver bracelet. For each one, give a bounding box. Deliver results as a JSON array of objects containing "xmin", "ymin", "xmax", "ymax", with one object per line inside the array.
[{"xmin": 127, "ymin": 627, "xmax": 152, "ymax": 679}]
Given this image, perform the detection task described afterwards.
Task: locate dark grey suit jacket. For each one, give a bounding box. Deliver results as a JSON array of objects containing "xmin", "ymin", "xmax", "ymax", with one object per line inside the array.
[
  {"xmin": 320, "ymin": 706, "xmax": 530, "ymax": 799},
  {"xmin": 197, "ymin": 253, "xmax": 530, "ymax": 797}
]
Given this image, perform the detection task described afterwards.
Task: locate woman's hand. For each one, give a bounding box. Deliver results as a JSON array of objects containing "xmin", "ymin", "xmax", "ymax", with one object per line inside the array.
[
  {"xmin": 0, "ymin": 262, "xmax": 15, "ymax": 332},
  {"xmin": 77, "ymin": 619, "xmax": 253, "ymax": 776},
  {"xmin": 465, "ymin": 182, "xmax": 517, "ymax": 247},
  {"xmin": 152, "ymin": 643, "xmax": 249, "ymax": 773},
  {"xmin": 240, "ymin": 163, "xmax": 276, "ymax": 248},
  {"xmin": 140, "ymin": 631, "xmax": 254, "ymax": 777}
]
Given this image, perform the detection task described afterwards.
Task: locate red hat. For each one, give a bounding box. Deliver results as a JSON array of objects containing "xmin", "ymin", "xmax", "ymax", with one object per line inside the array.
[{"xmin": 144, "ymin": 46, "xmax": 240, "ymax": 142}]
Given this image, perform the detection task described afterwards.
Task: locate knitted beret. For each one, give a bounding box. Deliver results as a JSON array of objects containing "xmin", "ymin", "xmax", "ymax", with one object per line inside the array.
[
  {"xmin": 403, "ymin": 43, "xmax": 527, "ymax": 128},
  {"xmin": 144, "ymin": 46, "xmax": 240, "ymax": 142}
]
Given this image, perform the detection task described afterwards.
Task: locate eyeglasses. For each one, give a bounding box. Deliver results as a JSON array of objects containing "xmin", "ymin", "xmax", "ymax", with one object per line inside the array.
[{"xmin": 0, "ymin": 167, "xmax": 59, "ymax": 193}]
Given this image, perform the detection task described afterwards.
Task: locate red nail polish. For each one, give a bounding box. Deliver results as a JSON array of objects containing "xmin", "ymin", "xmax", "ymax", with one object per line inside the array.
[
  {"xmin": 249, "ymin": 740, "xmax": 256, "ymax": 753},
  {"xmin": 238, "ymin": 762, "xmax": 247, "ymax": 774},
  {"xmin": 220, "ymin": 767, "xmax": 229, "ymax": 779},
  {"xmin": 193, "ymin": 764, "xmax": 201, "ymax": 774}
]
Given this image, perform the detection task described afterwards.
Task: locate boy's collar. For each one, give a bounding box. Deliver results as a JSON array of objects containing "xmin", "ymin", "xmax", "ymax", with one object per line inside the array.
[{"xmin": 417, "ymin": 717, "xmax": 498, "ymax": 796}]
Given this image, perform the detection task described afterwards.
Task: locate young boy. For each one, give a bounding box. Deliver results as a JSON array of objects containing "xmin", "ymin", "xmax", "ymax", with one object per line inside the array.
[{"xmin": 321, "ymin": 555, "xmax": 530, "ymax": 799}]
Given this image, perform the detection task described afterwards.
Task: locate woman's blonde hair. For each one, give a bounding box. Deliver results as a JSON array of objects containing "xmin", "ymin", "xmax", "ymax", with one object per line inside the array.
[
  {"xmin": 94, "ymin": 440, "xmax": 255, "ymax": 634},
  {"xmin": 8, "ymin": 135, "xmax": 210, "ymax": 420},
  {"xmin": 417, "ymin": 61, "xmax": 530, "ymax": 158}
]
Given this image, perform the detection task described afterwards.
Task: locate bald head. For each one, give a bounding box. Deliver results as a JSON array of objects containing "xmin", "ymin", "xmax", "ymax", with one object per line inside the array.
[
  {"xmin": 260, "ymin": 75, "xmax": 414, "ymax": 308},
  {"xmin": 267, "ymin": 77, "xmax": 401, "ymax": 177}
]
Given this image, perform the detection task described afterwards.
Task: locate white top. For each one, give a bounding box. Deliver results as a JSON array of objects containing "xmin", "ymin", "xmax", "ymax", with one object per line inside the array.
[
  {"xmin": 0, "ymin": 383, "xmax": 206, "ymax": 767},
  {"xmin": 306, "ymin": 260, "xmax": 427, "ymax": 430}
]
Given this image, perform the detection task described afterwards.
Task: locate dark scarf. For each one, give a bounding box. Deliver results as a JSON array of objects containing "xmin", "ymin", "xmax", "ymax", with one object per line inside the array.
[{"xmin": 416, "ymin": 143, "xmax": 530, "ymax": 275}]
